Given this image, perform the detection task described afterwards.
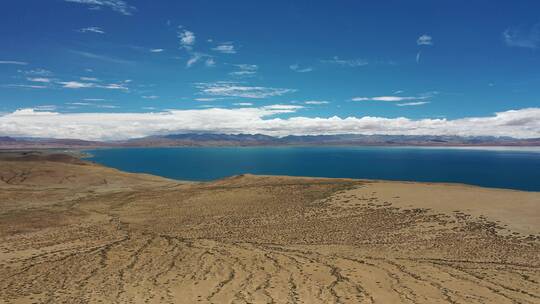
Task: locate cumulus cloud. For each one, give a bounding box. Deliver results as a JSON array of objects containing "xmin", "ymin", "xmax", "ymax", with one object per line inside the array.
[
  {"xmin": 322, "ymin": 56, "xmax": 368, "ymax": 67},
  {"xmin": 503, "ymin": 24, "xmax": 540, "ymax": 49},
  {"xmin": 195, "ymin": 82, "xmax": 296, "ymax": 99},
  {"xmin": 0, "ymin": 107, "xmax": 538, "ymax": 140},
  {"xmin": 64, "ymin": 0, "xmax": 135, "ymax": 15},
  {"xmin": 212, "ymin": 42, "xmax": 236, "ymax": 54},
  {"xmin": 289, "ymin": 64, "xmax": 314, "ymax": 73},
  {"xmin": 178, "ymin": 28, "xmax": 196, "ymax": 49},
  {"xmin": 417, "ymin": 34, "xmax": 433, "ymax": 46},
  {"xmin": 205, "ymin": 58, "xmax": 216, "ymax": 67},
  {"xmin": 78, "ymin": 26, "xmax": 105, "ymax": 34}
]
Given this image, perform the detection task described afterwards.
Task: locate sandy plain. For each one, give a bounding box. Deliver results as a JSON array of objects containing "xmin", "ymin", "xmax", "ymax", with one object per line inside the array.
[{"xmin": 0, "ymin": 151, "xmax": 539, "ymax": 304}]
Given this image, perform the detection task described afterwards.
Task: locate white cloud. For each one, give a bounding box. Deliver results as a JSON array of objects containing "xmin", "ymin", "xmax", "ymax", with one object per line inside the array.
[
  {"xmin": 503, "ymin": 24, "xmax": 540, "ymax": 49},
  {"xmin": 304, "ymin": 100, "xmax": 329, "ymax": 105},
  {"xmin": 4, "ymin": 84, "xmax": 47, "ymax": 89},
  {"xmin": 352, "ymin": 96, "xmax": 426, "ymax": 102},
  {"xmin": 205, "ymin": 58, "xmax": 216, "ymax": 67},
  {"xmin": 196, "ymin": 82, "xmax": 296, "ymax": 99},
  {"xmin": 417, "ymin": 34, "xmax": 433, "ymax": 46},
  {"xmin": 64, "ymin": 0, "xmax": 135, "ymax": 15},
  {"xmin": 178, "ymin": 28, "xmax": 196, "ymax": 49},
  {"xmin": 142, "ymin": 95, "xmax": 159, "ymax": 99},
  {"xmin": 262, "ymin": 104, "xmax": 304, "ymax": 111},
  {"xmin": 322, "ymin": 56, "xmax": 368, "ymax": 67},
  {"xmin": 229, "ymin": 64, "xmax": 258, "ymax": 77},
  {"xmin": 1, "ymin": 107, "xmax": 538, "ymax": 140},
  {"xmin": 60, "ymin": 81, "xmax": 94, "ymax": 89},
  {"xmin": 289, "ymin": 64, "xmax": 314, "ymax": 73},
  {"xmin": 27, "ymin": 77, "xmax": 52, "ymax": 83},
  {"xmin": 22, "ymin": 69, "xmax": 52, "ymax": 76},
  {"xmin": 195, "ymin": 98, "xmax": 222, "ymax": 102},
  {"xmin": 0, "ymin": 61, "xmax": 28, "ymax": 65},
  {"xmin": 67, "ymin": 102, "xmax": 93, "ymax": 106},
  {"xmin": 59, "ymin": 81, "xmax": 128, "ymax": 91},
  {"xmin": 212, "ymin": 43, "xmax": 236, "ymax": 54},
  {"xmin": 396, "ymin": 101, "xmax": 430, "ymax": 107},
  {"xmin": 34, "ymin": 105, "xmax": 57, "ymax": 111},
  {"xmin": 233, "ymin": 102, "xmax": 253, "ymax": 106},
  {"xmin": 71, "ymin": 50, "xmax": 133, "ymax": 65},
  {"xmin": 186, "ymin": 53, "xmax": 203, "ymax": 67},
  {"xmin": 80, "ymin": 77, "xmax": 100, "ymax": 82},
  {"xmin": 150, "ymin": 48, "xmax": 164, "ymax": 53},
  {"xmin": 78, "ymin": 26, "xmax": 105, "ymax": 34}
]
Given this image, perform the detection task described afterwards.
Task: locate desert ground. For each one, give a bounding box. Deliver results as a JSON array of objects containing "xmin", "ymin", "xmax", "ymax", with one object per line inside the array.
[{"xmin": 0, "ymin": 151, "xmax": 539, "ymax": 304}]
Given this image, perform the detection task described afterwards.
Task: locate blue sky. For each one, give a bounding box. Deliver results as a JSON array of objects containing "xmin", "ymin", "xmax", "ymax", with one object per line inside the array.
[{"xmin": 0, "ymin": 0, "xmax": 539, "ymax": 140}]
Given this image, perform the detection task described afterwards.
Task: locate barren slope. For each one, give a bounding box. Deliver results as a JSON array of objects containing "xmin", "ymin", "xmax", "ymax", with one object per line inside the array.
[{"xmin": 0, "ymin": 152, "xmax": 539, "ymax": 304}]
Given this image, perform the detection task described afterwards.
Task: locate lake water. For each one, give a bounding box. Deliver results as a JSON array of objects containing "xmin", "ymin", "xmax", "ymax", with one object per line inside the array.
[{"xmin": 86, "ymin": 146, "xmax": 540, "ymax": 191}]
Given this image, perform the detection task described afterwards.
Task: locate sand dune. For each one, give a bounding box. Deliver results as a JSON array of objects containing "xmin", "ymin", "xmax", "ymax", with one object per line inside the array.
[{"xmin": 0, "ymin": 152, "xmax": 539, "ymax": 303}]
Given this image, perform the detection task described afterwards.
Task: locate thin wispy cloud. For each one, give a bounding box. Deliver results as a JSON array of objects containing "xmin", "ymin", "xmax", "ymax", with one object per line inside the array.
[
  {"xmin": 1, "ymin": 107, "xmax": 538, "ymax": 140},
  {"xmin": 195, "ymin": 98, "xmax": 223, "ymax": 102},
  {"xmin": 290, "ymin": 64, "xmax": 314, "ymax": 73},
  {"xmin": 3, "ymin": 84, "xmax": 48, "ymax": 89},
  {"xmin": 142, "ymin": 95, "xmax": 159, "ymax": 99},
  {"xmin": 352, "ymin": 96, "xmax": 426, "ymax": 102},
  {"xmin": 396, "ymin": 101, "xmax": 430, "ymax": 107},
  {"xmin": 64, "ymin": 0, "xmax": 136, "ymax": 15},
  {"xmin": 416, "ymin": 51, "xmax": 421, "ymax": 63},
  {"xmin": 417, "ymin": 34, "xmax": 433, "ymax": 46},
  {"xmin": 304, "ymin": 100, "xmax": 329, "ymax": 105},
  {"xmin": 503, "ymin": 24, "xmax": 540, "ymax": 49},
  {"xmin": 80, "ymin": 77, "xmax": 100, "ymax": 82},
  {"xmin": 229, "ymin": 64, "xmax": 258, "ymax": 77},
  {"xmin": 59, "ymin": 80, "xmax": 128, "ymax": 91},
  {"xmin": 78, "ymin": 26, "xmax": 105, "ymax": 34},
  {"xmin": 233, "ymin": 102, "xmax": 253, "ymax": 106},
  {"xmin": 150, "ymin": 48, "xmax": 164, "ymax": 53},
  {"xmin": 196, "ymin": 82, "xmax": 296, "ymax": 99},
  {"xmin": 322, "ymin": 56, "xmax": 368, "ymax": 67},
  {"xmin": 27, "ymin": 77, "xmax": 52, "ymax": 83},
  {"xmin": 353, "ymin": 92, "xmax": 437, "ymax": 105},
  {"xmin": 212, "ymin": 42, "xmax": 237, "ymax": 54},
  {"xmin": 0, "ymin": 61, "xmax": 28, "ymax": 65},
  {"xmin": 70, "ymin": 50, "xmax": 134, "ymax": 65},
  {"xmin": 186, "ymin": 53, "xmax": 203, "ymax": 68},
  {"xmin": 21, "ymin": 69, "xmax": 52, "ymax": 76},
  {"xmin": 67, "ymin": 102, "xmax": 94, "ymax": 106}
]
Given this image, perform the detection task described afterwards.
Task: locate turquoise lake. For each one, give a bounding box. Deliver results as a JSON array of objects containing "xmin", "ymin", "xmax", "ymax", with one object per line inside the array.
[{"xmin": 86, "ymin": 146, "xmax": 540, "ymax": 191}]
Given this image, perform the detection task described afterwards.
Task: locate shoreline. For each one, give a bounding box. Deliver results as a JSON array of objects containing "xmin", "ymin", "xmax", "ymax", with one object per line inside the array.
[{"xmin": 3, "ymin": 148, "xmax": 539, "ymax": 192}]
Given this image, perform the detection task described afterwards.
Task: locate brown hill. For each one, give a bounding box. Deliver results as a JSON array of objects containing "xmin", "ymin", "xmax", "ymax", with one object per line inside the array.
[{"xmin": 0, "ymin": 152, "xmax": 538, "ymax": 303}]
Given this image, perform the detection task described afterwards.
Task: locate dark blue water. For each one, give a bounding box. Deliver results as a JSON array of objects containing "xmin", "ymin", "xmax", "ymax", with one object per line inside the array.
[{"xmin": 86, "ymin": 146, "xmax": 540, "ymax": 191}]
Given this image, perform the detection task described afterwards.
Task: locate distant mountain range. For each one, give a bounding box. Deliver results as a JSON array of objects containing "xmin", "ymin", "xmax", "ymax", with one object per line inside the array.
[{"xmin": 1, "ymin": 134, "xmax": 539, "ymax": 149}]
